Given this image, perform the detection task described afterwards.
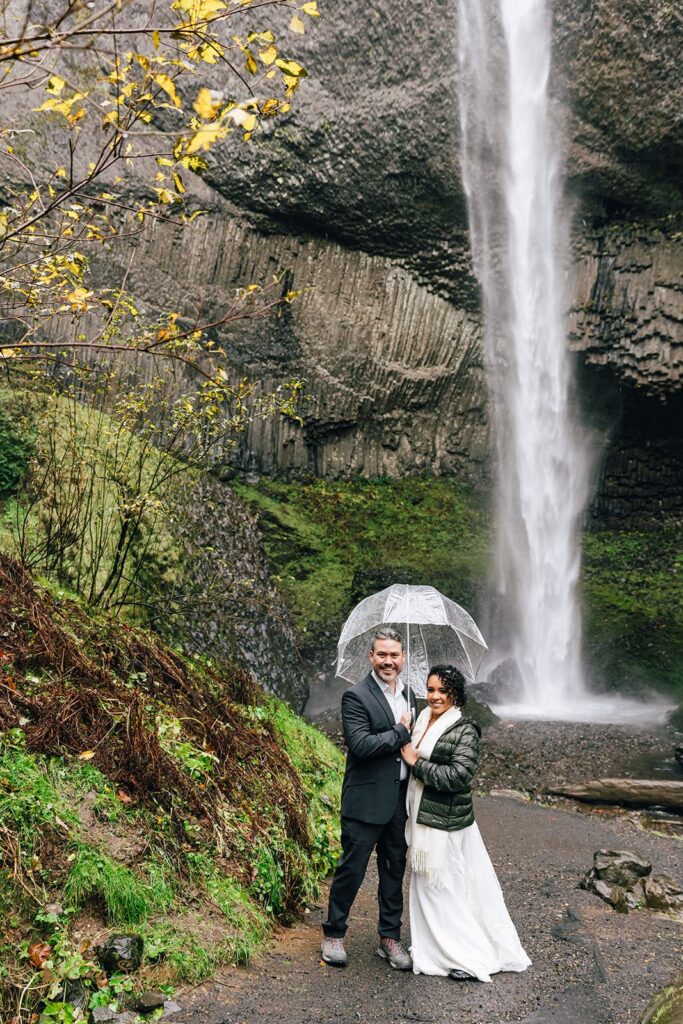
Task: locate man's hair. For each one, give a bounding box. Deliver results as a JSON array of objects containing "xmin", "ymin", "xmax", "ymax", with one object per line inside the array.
[{"xmin": 371, "ymin": 628, "xmax": 404, "ymax": 651}]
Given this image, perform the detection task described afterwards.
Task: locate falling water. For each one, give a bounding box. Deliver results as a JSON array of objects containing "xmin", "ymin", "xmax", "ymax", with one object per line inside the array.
[
  {"xmin": 456, "ymin": 0, "xmax": 676, "ymax": 723},
  {"xmin": 457, "ymin": 0, "xmax": 592, "ymax": 715}
]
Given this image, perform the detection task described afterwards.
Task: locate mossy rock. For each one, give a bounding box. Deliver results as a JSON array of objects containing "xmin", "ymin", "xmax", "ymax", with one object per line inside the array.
[
  {"xmin": 466, "ymin": 695, "xmax": 499, "ymax": 730},
  {"xmin": 668, "ymin": 706, "xmax": 683, "ymax": 732},
  {"xmin": 638, "ymin": 975, "xmax": 683, "ymax": 1024}
]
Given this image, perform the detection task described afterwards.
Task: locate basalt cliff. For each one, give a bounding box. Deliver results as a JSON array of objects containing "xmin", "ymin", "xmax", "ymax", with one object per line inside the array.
[{"xmin": 87, "ymin": 0, "xmax": 682, "ymax": 527}]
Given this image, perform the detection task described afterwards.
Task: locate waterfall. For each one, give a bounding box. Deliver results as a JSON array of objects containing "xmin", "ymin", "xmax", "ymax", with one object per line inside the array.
[{"xmin": 457, "ymin": 0, "xmax": 592, "ymax": 715}]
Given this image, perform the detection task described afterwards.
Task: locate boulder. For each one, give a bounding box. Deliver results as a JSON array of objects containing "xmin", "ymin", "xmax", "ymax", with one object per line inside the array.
[
  {"xmin": 580, "ymin": 849, "xmax": 651, "ymax": 912},
  {"xmin": 592, "ymin": 849, "xmax": 652, "ymax": 887},
  {"xmin": 549, "ymin": 778, "xmax": 683, "ymax": 811}
]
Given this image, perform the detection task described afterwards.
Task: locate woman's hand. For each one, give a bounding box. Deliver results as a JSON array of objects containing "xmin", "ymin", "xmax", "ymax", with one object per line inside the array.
[{"xmin": 401, "ymin": 743, "xmax": 418, "ymax": 767}]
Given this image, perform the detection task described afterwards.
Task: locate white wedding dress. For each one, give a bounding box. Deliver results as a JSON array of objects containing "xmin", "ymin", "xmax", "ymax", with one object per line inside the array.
[
  {"xmin": 409, "ymin": 821, "xmax": 531, "ymax": 981},
  {"xmin": 406, "ymin": 706, "xmax": 530, "ymax": 982}
]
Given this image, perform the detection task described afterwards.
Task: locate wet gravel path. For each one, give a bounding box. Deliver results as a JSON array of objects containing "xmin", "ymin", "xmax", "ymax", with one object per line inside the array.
[{"xmin": 173, "ymin": 793, "xmax": 682, "ymax": 1024}]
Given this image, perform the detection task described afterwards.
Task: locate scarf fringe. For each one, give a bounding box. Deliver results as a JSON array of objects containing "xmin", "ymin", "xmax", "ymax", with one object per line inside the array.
[{"xmin": 410, "ymin": 847, "xmax": 445, "ymax": 889}]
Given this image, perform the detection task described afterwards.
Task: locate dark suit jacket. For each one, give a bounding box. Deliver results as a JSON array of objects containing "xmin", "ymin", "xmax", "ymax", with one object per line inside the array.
[{"xmin": 340, "ymin": 673, "xmax": 418, "ymax": 824}]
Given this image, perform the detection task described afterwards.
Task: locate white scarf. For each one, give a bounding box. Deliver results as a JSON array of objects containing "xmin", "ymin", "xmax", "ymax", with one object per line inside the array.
[{"xmin": 405, "ymin": 705, "xmax": 461, "ymax": 889}]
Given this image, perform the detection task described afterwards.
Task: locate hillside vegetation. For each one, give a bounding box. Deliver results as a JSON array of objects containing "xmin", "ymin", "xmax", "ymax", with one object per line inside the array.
[{"xmin": 0, "ymin": 557, "xmax": 342, "ymax": 1022}]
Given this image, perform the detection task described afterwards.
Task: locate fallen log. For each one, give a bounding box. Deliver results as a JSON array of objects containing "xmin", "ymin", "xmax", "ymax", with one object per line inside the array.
[{"xmin": 549, "ymin": 778, "xmax": 683, "ymax": 812}]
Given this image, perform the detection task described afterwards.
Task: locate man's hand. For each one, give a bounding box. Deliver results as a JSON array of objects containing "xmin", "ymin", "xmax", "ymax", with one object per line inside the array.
[{"xmin": 399, "ymin": 711, "xmax": 413, "ymax": 730}]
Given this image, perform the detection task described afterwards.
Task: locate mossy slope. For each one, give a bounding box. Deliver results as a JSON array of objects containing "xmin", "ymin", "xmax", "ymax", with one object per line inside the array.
[{"xmin": 0, "ymin": 557, "xmax": 342, "ymax": 1020}]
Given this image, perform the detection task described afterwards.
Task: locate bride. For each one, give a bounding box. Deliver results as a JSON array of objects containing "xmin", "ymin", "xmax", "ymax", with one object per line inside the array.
[{"xmin": 400, "ymin": 664, "xmax": 531, "ymax": 982}]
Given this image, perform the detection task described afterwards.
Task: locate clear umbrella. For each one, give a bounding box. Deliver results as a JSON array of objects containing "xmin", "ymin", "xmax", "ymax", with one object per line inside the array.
[{"xmin": 336, "ymin": 584, "xmax": 488, "ymax": 697}]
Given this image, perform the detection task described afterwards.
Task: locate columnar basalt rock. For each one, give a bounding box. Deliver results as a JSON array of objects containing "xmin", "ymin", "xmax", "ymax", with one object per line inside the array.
[
  {"xmin": 4, "ymin": 0, "xmax": 682, "ymax": 513},
  {"xmin": 570, "ymin": 225, "xmax": 683, "ymax": 394}
]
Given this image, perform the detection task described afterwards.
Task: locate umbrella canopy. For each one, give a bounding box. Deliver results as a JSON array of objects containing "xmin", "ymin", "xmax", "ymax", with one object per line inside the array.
[{"xmin": 336, "ymin": 584, "xmax": 488, "ymax": 695}]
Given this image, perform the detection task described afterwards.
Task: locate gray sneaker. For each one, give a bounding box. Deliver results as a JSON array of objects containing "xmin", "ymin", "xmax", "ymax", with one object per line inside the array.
[
  {"xmin": 376, "ymin": 937, "xmax": 412, "ymax": 971},
  {"xmin": 321, "ymin": 935, "xmax": 347, "ymax": 967}
]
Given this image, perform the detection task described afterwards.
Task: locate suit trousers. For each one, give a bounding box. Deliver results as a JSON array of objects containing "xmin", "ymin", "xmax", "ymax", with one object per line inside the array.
[{"xmin": 323, "ymin": 781, "xmax": 408, "ymax": 940}]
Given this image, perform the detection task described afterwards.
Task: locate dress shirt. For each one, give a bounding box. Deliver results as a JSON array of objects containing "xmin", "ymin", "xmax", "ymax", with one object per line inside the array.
[{"xmin": 372, "ymin": 671, "xmax": 409, "ymax": 780}]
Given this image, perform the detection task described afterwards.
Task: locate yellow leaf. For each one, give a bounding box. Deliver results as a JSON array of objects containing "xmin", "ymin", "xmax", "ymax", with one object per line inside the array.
[
  {"xmin": 173, "ymin": 172, "xmax": 186, "ymax": 193},
  {"xmin": 259, "ymin": 44, "xmax": 277, "ymax": 65},
  {"xmin": 186, "ymin": 122, "xmax": 227, "ymax": 154},
  {"xmin": 152, "ymin": 30, "xmax": 161, "ymax": 49},
  {"xmin": 301, "ymin": 0, "xmax": 320, "ymax": 14},
  {"xmin": 55, "ymin": 166, "xmax": 67, "ymax": 178},
  {"xmin": 154, "ymin": 73, "xmax": 181, "ymax": 108},
  {"xmin": 0, "ymin": 348, "xmax": 15, "ymax": 358},
  {"xmin": 78, "ymin": 750, "xmax": 96, "ymax": 761},
  {"xmin": 46, "ymin": 75, "xmax": 66, "ymax": 95},
  {"xmin": 226, "ymin": 107, "xmax": 251, "ymax": 127},
  {"xmin": 245, "ymin": 52, "xmax": 258, "ymax": 75},
  {"xmin": 0, "ymin": 213, "xmax": 7, "ymax": 240},
  {"xmin": 68, "ymin": 107, "xmax": 87, "ymax": 126},
  {"xmin": 260, "ymin": 97, "xmax": 279, "ymax": 116},
  {"xmin": 275, "ymin": 58, "xmax": 306, "ymax": 77},
  {"xmin": 66, "ymin": 287, "xmax": 92, "ymax": 311},
  {"xmin": 289, "ymin": 14, "xmax": 305, "ymax": 33},
  {"xmin": 193, "ymin": 87, "xmax": 220, "ymax": 120}
]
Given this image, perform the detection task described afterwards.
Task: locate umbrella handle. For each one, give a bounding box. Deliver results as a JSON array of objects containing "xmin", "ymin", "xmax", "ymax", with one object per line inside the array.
[{"xmin": 406, "ymin": 585, "xmax": 410, "ymax": 713}]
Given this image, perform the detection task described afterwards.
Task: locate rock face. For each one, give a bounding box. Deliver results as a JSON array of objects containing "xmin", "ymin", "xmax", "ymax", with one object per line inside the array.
[
  {"xmin": 91, "ymin": 0, "xmax": 680, "ymax": 516},
  {"xmin": 104, "ymin": 213, "xmax": 488, "ymax": 482},
  {"xmin": 5, "ymin": 1, "xmax": 681, "ymax": 514}
]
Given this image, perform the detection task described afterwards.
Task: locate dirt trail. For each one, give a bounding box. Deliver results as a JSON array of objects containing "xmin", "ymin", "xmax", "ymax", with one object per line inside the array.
[{"xmin": 173, "ymin": 795, "xmax": 682, "ymax": 1024}]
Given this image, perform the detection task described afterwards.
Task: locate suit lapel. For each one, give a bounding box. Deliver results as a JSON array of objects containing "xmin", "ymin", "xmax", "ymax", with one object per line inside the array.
[{"xmin": 366, "ymin": 673, "xmax": 398, "ymax": 730}]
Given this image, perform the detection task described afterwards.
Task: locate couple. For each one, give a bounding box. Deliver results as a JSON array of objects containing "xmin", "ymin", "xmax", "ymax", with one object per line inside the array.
[{"xmin": 321, "ymin": 628, "xmax": 531, "ymax": 982}]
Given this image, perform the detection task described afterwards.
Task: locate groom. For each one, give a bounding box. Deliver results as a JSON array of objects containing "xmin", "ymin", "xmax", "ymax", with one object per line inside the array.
[{"xmin": 321, "ymin": 628, "xmax": 417, "ymax": 970}]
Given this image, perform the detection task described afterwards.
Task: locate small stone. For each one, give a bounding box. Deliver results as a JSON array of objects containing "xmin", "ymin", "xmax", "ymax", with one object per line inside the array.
[
  {"xmin": 91, "ymin": 1008, "xmax": 119, "ymax": 1023},
  {"xmin": 133, "ymin": 991, "xmax": 166, "ymax": 1013},
  {"xmin": 43, "ymin": 902, "xmax": 64, "ymax": 917},
  {"xmin": 96, "ymin": 934, "xmax": 144, "ymax": 973},
  {"xmin": 643, "ymin": 874, "xmax": 683, "ymax": 914},
  {"xmin": 162, "ymin": 1001, "xmax": 182, "ymax": 1016}
]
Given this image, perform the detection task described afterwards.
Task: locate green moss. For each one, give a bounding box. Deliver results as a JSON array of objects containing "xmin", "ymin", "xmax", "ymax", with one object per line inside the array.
[
  {"xmin": 582, "ymin": 525, "xmax": 683, "ymax": 696},
  {"xmin": 234, "ymin": 477, "xmax": 490, "ymax": 641},
  {"xmin": 265, "ymin": 698, "xmax": 343, "ymax": 877},
  {"xmin": 638, "ymin": 976, "xmax": 683, "ymax": 1024}
]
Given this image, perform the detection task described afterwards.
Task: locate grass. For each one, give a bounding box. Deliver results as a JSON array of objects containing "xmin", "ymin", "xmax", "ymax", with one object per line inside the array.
[{"xmin": 64, "ymin": 848, "xmax": 149, "ymax": 925}]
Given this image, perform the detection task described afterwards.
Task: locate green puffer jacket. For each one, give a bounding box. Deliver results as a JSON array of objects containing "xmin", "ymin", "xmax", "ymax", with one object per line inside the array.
[{"xmin": 411, "ymin": 716, "xmax": 481, "ymax": 831}]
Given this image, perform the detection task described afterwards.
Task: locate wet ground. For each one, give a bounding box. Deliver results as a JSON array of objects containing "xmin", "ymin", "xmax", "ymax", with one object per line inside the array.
[{"xmin": 172, "ymin": 720, "xmax": 683, "ymax": 1024}]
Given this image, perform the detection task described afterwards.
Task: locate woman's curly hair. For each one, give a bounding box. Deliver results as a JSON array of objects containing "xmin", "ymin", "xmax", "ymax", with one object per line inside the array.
[{"xmin": 427, "ymin": 664, "xmax": 467, "ymax": 708}]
